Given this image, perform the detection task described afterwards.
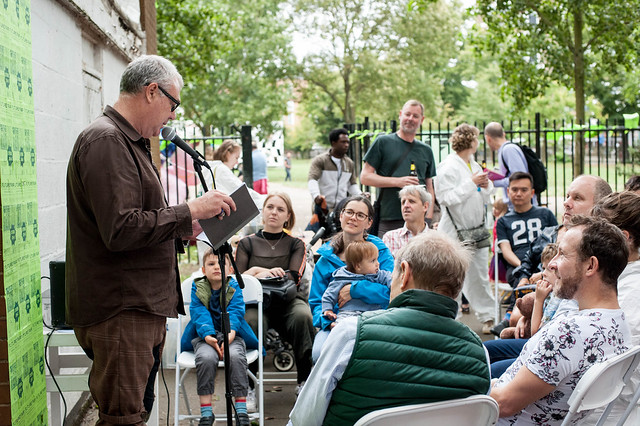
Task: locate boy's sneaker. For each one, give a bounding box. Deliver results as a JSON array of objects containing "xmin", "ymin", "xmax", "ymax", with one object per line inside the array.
[
  {"xmin": 246, "ymin": 389, "xmax": 257, "ymax": 413},
  {"xmin": 198, "ymin": 415, "xmax": 214, "ymax": 426},
  {"xmin": 236, "ymin": 412, "xmax": 251, "ymax": 426},
  {"xmin": 295, "ymin": 381, "xmax": 306, "ymax": 396}
]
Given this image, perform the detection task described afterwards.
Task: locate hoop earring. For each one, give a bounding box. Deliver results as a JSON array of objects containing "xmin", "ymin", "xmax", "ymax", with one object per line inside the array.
[{"xmin": 283, "ymin": 221, "xmax": 288, "ymax": 229}]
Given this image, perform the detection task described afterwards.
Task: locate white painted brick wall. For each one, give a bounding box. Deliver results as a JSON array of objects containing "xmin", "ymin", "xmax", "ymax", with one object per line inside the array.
[{"xmin": 31, "ymin": 0, "xmax": 143, "ymax": 285}]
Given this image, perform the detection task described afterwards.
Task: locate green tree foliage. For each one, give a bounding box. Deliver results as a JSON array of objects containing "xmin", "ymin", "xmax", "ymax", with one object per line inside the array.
[
  {"xmin": 291, "ymin": 0, "xmax": 461, "ymax": 123},
  {"xmin": 285, "ymin": 114, "xmax": 319, "ymax": 153},
  {"xmin": 157, "ymin": 0, "xmax": 296, "ymax": 137},
  {"xmin": 456, "ymin": 61, "xmax": 511, "ymax": 125},
  {"xmin": 471, "ymin": 0, "xmax": 640, "ymax": 175}
]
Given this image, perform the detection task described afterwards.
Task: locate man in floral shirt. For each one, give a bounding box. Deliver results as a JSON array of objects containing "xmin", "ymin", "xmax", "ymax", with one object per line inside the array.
[{"xmin": 490, "ymin": 216, "xmax": 631, "ymax": 425}]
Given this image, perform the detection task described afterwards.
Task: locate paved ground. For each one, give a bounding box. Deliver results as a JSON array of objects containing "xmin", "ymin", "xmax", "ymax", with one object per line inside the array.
[
  {"xmin": 78, "ymin": 314, "xmax": 493, "ymax": 426},
  {"xmin": 77, "ymin": 181, "xmax": 497, "ymax": 425}
]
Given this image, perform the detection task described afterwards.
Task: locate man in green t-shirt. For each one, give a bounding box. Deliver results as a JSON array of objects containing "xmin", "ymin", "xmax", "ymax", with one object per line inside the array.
[{"xmin": 361, "ymin": 100, "xmax": 436, "ymax": 237}]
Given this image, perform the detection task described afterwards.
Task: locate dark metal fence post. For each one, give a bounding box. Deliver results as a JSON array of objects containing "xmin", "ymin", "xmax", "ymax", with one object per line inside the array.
[
  {"xmin": 535, "ymin": 112, "xmax": 541, "ymax": 155},
  {"xmin": 241, "ymin": 125, "xmax": 253, "ymax": 189},
  {"xmin": 357, "ymin": 118, "xmax": 369, "ymax": 188}
]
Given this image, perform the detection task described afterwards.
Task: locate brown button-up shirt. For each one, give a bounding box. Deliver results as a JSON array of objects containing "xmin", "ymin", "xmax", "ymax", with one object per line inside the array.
[{"xmin": 66, "ymin": 106, "xmax": 191, "ymax": 326}]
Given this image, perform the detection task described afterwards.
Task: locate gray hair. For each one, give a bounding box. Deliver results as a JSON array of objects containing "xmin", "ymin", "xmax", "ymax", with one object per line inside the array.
[
  {"xmin": 398, "ymin": 185, "xmax": 432, "ymax": 206},
  {"xmin": 120, "ymin": 55, "xmax": 184, "ymax": 94},
  {"xmin": 402, "ymin": 99, "xmax": 424, "ymax": 116},
  {"xmin": 394, "ymin": 232, "xmax": 470, "ymax": 299}
]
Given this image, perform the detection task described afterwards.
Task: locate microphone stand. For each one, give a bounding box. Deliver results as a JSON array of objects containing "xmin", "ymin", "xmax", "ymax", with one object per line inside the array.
[{"xmin": 192, "ymin": 159, "xmax": 239, "ymax": 426}]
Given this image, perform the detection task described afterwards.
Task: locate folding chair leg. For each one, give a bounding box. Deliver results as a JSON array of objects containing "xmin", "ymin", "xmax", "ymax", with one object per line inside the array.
[
  {"xmin": 180, "ymin": 369, "xmax": 194, "ymax": 417},
  {"xmin": 616, "ymin": 384, "xmax": 640, "ymax": 426},
  {"xmin": 597, "ymin": 400, "xmax": 618, "ymax": 426}
]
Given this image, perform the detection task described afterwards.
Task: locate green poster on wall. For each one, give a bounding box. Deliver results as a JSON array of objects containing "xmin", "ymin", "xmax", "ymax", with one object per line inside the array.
[{"xmin": 0, "ymin": 1, "xmax": 48, "ymax": 424}]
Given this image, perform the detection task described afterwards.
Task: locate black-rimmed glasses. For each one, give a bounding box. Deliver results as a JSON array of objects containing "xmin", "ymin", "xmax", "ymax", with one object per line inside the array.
[
  {"xmin": 342, "ymin": 209, "xmax": 370, "ymax": 221},
  {"xmin": 157, "ymin": 85, "xmax": 180, "ymax": 112}
]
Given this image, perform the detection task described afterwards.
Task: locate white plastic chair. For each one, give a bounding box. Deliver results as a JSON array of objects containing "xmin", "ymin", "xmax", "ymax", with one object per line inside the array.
[
  {"xmin": 561, "ymin": 345, "xmax": 640, "ymax": 426},
  {"xmin": 353, "ymin": 395, "xmax": 499, "ymax": 426},
  {"xmin": 174, "ymin": 273, "xmax": 264, "ymax": 425}
]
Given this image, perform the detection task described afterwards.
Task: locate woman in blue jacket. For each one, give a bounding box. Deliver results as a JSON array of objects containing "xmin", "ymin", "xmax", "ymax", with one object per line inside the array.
[{"xmin": 309, "ymin": 195, "xmax": 394, "ymax": 361}]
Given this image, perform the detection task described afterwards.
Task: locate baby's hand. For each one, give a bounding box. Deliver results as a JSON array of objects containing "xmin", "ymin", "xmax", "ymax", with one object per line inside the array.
[
  {"xmin": 536, "ymin": 279, "xmax": 553, "ymax": 301},
  {"xmin": 323, "ymin": 310, "xmax": 337, "ymax": 321}
]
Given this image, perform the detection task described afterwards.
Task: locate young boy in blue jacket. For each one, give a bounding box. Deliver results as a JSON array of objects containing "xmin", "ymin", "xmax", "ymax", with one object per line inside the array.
[{"xmin": 180, "ymin": 249, "xmax": 258, "ymax": 426}]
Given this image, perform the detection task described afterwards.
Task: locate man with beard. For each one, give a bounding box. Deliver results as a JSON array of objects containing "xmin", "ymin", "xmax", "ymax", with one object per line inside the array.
[
  {"xmin": 490, "ymin": 216, "xmax": 631, "ymax": 425},
  {"xmin": 360, "ymin": 100, "xmax": 436, "ymax": 237}
]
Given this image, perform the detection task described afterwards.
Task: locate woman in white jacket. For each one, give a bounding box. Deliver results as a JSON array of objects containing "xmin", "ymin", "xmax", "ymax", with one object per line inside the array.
[
  {"xmin": 204, "ymin": 141, "xmax": 265, "ymax": 208},
  {"xmin": 435, "ymin": 124, "xmax": 495, "ymax": 334},
  {"xmin": 197, "ymin": 141, "xmax": 265, "ymax": 264}
]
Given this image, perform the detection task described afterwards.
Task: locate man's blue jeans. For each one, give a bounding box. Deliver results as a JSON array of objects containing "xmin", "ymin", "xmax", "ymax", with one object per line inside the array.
[{"xmin": 484, "ymin": 338, "xmax": 528, "ymax": 379}]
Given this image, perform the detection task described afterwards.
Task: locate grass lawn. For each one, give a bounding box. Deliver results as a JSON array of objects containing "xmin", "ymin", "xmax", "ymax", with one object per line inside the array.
[{"xmin": 267, "ymin": 158, "xmax": 312, "ymax": 189}]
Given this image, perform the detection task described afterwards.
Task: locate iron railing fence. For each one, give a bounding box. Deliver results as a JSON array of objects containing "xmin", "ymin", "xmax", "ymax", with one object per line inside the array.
[
  {"xmin": 346, "ymin": 113, "xmax": 639, "ymax": 218},
  {"xmin": 164, "ymin": 116, "xmax": 640, "ymax": 262},
  {"xmin": 161, "ymin": 125, "xmax": 251, "ymax": 263}
]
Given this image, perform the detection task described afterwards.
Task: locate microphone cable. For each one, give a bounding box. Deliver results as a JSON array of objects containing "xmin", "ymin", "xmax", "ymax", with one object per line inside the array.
[{"xmin": 42, "ymin": 275, "xmax": 68, "ymax": 426}]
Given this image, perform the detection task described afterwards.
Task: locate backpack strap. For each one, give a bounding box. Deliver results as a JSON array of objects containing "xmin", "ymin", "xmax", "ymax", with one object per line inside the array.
[{"xmin": 377, "ymin": 139, "xmax": 415, "ymax": 201}]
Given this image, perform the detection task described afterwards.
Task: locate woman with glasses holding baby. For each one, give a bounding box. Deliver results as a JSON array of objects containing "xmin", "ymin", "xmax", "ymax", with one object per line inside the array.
[{"xmin": 308, "ymin": 195, "xmax": 395, "ymax": 362}]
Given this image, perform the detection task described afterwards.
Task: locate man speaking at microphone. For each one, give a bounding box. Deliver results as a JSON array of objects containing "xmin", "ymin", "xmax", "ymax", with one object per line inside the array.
[{"xmin": 66, "ymin": 55, "xmax": 235, "ymax": 425}]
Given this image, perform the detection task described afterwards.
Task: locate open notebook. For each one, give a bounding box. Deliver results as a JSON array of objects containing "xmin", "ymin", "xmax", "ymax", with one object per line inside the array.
[{"xmin": 198, "ymin": 184, "xmax": 259, "ymax": 250}]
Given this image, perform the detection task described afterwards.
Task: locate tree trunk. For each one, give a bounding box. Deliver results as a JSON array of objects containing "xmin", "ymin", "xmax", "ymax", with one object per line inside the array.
[
  {"xmin": 572, "ymin": 8, "xmax": 585, "ymax": 177},
  {"xmin": 344, "ymin": 71, "xmax": 355, "ymax": 123}
]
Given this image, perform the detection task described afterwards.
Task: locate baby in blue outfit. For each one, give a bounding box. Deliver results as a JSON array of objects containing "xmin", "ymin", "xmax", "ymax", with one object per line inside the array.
[{"xmin": 322, "ymin": 241, "xmax": 392, "ymax": 323}]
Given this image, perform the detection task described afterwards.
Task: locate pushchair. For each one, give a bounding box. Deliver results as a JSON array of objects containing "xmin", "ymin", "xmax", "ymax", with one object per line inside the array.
[
  {"xmin": 305, "ymin": 198, "xmax": 348, "ymax": 242},
  {"xmin": 264, "ymin": 328, "xmax": 295, "ymax": 372}
]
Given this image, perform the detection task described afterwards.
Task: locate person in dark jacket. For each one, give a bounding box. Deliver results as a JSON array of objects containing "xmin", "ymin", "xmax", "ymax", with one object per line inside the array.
[
  {"xmin": 66, "ymin": 55, "xmax": 235, "ymax": 425},
  {"xmin": 288, "ymin": 232, "xmax": 490, "ymax": 426}
]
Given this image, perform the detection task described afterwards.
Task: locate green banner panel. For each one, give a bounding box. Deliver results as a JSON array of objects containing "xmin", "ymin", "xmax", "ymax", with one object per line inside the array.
[{"xmin": 1, "ymin": 1, "xmax": 48, "ymax": 424}]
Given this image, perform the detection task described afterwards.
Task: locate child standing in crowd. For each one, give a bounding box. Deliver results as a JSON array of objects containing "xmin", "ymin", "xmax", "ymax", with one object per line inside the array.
[
  {"xmin": 180, "ymin": 249, "xmax": 259, "ymax": 426},
  {"xmin": 322, "ymin": 241, "xmax": 392, "ymax": 323},
  {"xmin": 489, "ymin": 198, "xmax": 509, "ymax": 282}
]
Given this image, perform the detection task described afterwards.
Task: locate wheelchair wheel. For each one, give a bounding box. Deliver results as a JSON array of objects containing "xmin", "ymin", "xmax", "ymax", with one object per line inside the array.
[{"xmin": 273, "ymin": 350, "xmax": 295, "ymax": 372}]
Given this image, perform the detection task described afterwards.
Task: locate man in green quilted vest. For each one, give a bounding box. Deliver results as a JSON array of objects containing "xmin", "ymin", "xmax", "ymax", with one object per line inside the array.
[{"xmin": 288, "ymin": 232, "xmax": 491, "ymax": 426}]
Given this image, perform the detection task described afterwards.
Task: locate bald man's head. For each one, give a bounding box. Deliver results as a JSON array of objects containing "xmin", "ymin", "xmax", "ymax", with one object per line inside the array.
[{"xmin": 562, "ymin": 175, "xmax": 612, "ymax": 224}]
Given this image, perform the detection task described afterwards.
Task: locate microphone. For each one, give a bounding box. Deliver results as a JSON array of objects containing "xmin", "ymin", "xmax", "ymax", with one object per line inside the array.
[
  {"xmin": 161, "ymin": 127, "xmax": 210, "ymax": 169},
  {"xmin": 309, "ymin": 227, "xmax": 325, "ymax": 246}
]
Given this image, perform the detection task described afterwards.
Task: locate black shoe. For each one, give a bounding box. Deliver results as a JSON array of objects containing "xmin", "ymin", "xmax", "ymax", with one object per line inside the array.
[
  {"xmin": 490, "ymin": 319, "xmax": 510, "ymax": 337},
  {"xmin": 199, "ymin": 415, "xmax": 214, "ymax": 426},
  {"xmin": 236, "ymin": 412, "xmax": 251, "ymax": 426}
]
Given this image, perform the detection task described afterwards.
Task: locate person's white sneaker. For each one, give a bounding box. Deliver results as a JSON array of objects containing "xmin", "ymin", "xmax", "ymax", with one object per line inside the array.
[
  {"xmin": 295, "ymin": 381, "xmax": 306, "ymax": 397},
  {"xmin": 482, "ymin": 320, "xmax": 495, "ymax": 335},
  {"xmin": 246, "ymin": 389, "xmax": 257, "ymax": 413}
]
